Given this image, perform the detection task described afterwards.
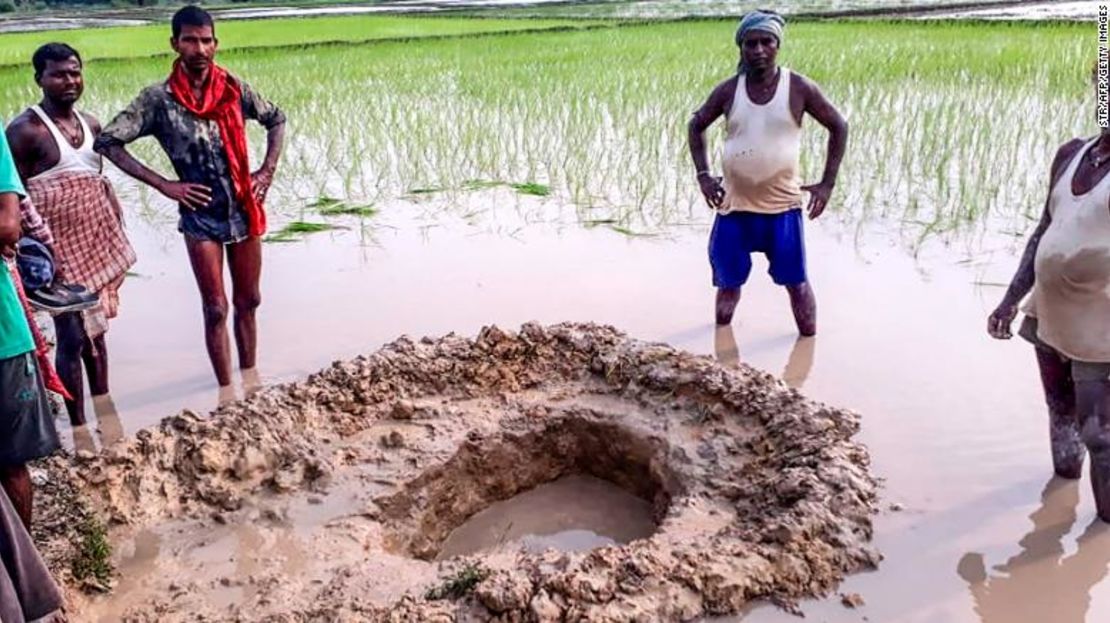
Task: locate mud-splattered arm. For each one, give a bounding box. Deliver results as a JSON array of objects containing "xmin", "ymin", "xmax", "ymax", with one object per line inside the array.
[{"xmin": 988, "ymin": 138, "xmax": 1084, "ymax": 339}]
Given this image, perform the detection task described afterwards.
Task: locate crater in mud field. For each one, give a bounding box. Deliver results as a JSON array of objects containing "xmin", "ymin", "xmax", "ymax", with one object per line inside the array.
[
  {"xmin": 377, "ymin": 415, "xmax": 677, "ymax": 561},
  {"xmin": 436, "ymin": 474, "xmax": 657, "ymax": 559}
]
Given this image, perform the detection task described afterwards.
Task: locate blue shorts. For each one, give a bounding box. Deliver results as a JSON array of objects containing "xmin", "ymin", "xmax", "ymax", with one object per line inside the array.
[{"xmin": 708, "ymin": 208, "xmax": 807, "ymax": 288}]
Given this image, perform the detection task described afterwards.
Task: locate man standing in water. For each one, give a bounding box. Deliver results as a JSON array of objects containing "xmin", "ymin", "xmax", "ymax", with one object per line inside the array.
[
  {"xmin": 96, "ymin": 6, "xmax": 286, "ymax": 388},
  {"xmin": 7, "ymin": 43, "xmax": 136, "ymax": 427},
  {"xmin": 988, "ymin": 74, "xmax": 1110, "ymax": 521},
  {"xmin": 688, "ymin": 10, "xmax": 847, "ymax": 334}
]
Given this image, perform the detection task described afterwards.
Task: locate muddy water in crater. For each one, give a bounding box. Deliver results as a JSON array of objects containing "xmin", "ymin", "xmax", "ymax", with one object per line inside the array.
[
  {"xmin": 436, "ymin": 474, "xmax": 657, "ymax": 560},
  {"xmin": 74, "ymin": 183, "xmax": 1110, "ymax": 621}
]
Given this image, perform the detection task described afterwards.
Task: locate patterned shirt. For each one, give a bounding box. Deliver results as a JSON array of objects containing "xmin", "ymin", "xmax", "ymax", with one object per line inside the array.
[{"xmin": 95, "ymin": 76, "xmax": 285, "ymax": 240}]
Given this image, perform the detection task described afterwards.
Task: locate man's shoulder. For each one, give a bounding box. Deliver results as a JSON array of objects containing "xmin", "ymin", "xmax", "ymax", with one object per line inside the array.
[
  {"xmin": 78, "ymin": 109, "xmax": 102, "ymax": 132},
  {"xmin": 786, "ymin": 68, "xmax": 818, "ymax": 91},
  {"xmin": 6, "ymin": 108, "xmax": 48, "ymax": 140},
  {"xmin": 1051, "ymin": 138, "xmax": 1088, "ymax": 176},
  {"xmin": 136, "ymin": 81, "xmax": 172, "ymax": 102}
]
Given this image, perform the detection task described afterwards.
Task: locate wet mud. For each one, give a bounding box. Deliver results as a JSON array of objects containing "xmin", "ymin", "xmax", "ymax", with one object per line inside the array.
[{"xmin": 35, "ymin": 322, "xmax": 878, "ymax": 621}]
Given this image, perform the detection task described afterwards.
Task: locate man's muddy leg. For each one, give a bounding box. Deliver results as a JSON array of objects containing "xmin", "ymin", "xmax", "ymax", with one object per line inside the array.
[
  {"xmin": 52, "ymin": 312, "xmax": 86, "ymax": 426},
  {"xmin": 716, "ymin": 287, "xmax": 741, "ymax": 325},
  {"xmin": 82, "ymin": 333, "xmax": 109, "ymax": 397},
  {"xmin": 0, "ymin": 464, "xmax": 32, "ymax": 530},
  {"xmin": 1035, "ymin": 346, "xmax": 1082, "ymax": 479},
  {"xmin": 227, "ymin": 237, "xmax": 262, "ymax": 371},
  {"xmin": 786, "ymin": 282, "xmax": 817, "ymax": 337},
  {"xmin": 1078, "ymin": 374, "xmax": 1110, "ymax": 521},
  {"xmin": 185, "ymin": 236, "xmax": 232, "ymax": 387}
]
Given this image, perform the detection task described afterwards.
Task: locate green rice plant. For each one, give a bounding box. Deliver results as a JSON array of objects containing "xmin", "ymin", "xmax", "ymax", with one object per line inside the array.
[
  {"xmin": 310, "ymin": 196, "xmax": 378, "ymax": 216},
  {"xmin": 511, "ymin": 182, "xmax": 551, "ymax": 197},
  {"xmin": 263, "ymin": 220, "xmax": 345, "ymax": 243}
]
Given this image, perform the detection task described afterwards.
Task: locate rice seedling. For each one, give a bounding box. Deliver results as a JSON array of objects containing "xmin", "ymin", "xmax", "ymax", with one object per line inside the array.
[
  {"xmin": 310, "ymin": 196, "xmax": 378, "ymax": 216},
  {"xmin": 263, "ymin": 221, "xmax": 346, "ymax": 243},
  {"xmin": 511, "ymin": 182, "xmax": 551, "ymax": 197}
]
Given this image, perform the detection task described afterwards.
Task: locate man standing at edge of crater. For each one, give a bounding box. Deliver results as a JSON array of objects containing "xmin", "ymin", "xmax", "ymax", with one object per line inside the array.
[
  {"xmin": 688, "ymin": 10, "xmax": 848, "ymax": 334},
  {"xmin": 95, "ymin": 5, "xmax": 286, "ymax": 391}
]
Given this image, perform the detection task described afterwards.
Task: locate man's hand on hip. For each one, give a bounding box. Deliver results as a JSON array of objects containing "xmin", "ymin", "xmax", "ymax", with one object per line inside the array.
[
  {"xmin": 801, "ymin": 181, "xmax": 834, "ymax": 219},
  {"xmin": 157, "ymin": 180, "xmax": 212, "ymax": 211},
  {"xmin": 251, "ymin": 168, "xmax": 274, "ymax": 205}
]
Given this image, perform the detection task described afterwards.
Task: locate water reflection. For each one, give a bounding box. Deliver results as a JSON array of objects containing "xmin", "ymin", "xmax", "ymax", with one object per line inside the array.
[
  {"xmin": 68, "ymin": 395, "xmax": 126, "ymax": 453},
  {"xmin": 713, "ymin": 326, "xmax": 816, "ymax": 390},
  {"xmin": 71, "ymin": 424, "xmax": 97, "ymax": 455},
  {"xmin": 241, "ymin": 367, "xmax": 262, "ymax": 398},
  {"xmin": 782, "ymin": 336, "xmax": 815, "ymax": 390},
  {"xmin": 92, "ymin": 395, "xmax": 125, "ymax": 448},
  {"xmin": 217, "ymin": 384, "xmax": 238, "ymax": 407},
  {"xmin": 957, "ymin": 478, "xmax": 1110, "ymax": 623}
]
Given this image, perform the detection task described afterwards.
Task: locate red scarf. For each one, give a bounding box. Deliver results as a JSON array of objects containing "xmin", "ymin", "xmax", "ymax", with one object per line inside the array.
[{"xmin": 168, "ymin": 60, "xmax": 266, "ymax": 237}]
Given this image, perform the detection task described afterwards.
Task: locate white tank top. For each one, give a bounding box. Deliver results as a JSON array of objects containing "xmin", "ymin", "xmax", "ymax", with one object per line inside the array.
[
  {"xmin": 1031, "ymin": 138, "xmax": 1110, "ymax": 362},
  {"xmin": 28, "ymin": 105, "xmax": 101, "ymax": 180},
  {"xmin": 719, "ymin": 67, "xmax": 804, "ymax": 215}
]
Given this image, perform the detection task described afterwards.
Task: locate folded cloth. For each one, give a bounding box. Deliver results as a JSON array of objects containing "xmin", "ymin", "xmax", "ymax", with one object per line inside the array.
[{"xmin": 0, "ymin": 486, "xmax": 63, "ymax": 623}]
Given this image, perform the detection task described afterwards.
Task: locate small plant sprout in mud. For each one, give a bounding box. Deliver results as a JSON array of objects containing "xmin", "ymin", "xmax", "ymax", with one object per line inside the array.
[{"xmin": 425, "ymin": 563, "xmax": 491, "ymax": 601}]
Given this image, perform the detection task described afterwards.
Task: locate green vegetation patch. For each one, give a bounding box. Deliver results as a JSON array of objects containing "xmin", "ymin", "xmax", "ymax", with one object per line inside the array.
[
  {"xmin": 0, "ymin": 15, "xmax": 604, "ymax": 67},
  {"xmin": 310, "ymin": 196, "xmax": 378, "ymax": 216},
  {"xmin": 71, "ymin": 514, "xmax": 113, "ymax": 589},
  {"xmin": 5, "ymin": 18, "xmax": 1084, "ymax": 250},
  {"xmin": 425, "ymin": 563, "xmax": 490, "ymax": 601},
  {"xmin": 263, "ymin": 220, "xmax": 346, "ymax": 242}
]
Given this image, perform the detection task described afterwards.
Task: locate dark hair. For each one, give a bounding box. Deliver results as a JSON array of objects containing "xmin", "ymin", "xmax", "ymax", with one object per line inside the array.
[
  {"xmin": 172, "ymin": 5, "xmax": 215, "ymax": 39},
  {"xmin": 32, "ymin": 42, "xmax": 80, "ymax": 80}
]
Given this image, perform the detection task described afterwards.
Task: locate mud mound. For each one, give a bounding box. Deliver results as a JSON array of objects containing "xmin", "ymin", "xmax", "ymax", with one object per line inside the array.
[{"xmin": 49, "ymin": 323, "xmax": 879, "ymax": 621}]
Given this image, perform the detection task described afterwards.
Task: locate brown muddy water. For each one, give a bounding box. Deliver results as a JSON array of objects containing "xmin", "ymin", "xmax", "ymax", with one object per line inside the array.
[
  {"xmin": 65, "ymin": 183, "xmax": 1106, "ymax": 622},
  {"xmin": 436, "ymin": 474, "xmax": 658, "ymax": 560}
]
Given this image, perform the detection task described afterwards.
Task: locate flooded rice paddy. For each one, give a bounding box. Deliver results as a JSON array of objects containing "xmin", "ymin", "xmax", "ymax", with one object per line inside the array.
[
  {"xmin": 3, "ymin": 11, "xmax": 1104, "ymax": 623},
  {"xmin": 68, "ymin": 185, "xmax": 1109, "ymax": 621}
]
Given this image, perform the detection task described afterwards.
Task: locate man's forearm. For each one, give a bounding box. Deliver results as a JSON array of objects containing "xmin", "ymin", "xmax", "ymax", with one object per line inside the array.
[
  {"xmin": 820, "ymin": 123, "xmax": 847, "ymax": 186},
  {"xmin": 259, "ymin": 123, "xmax": 285, "ymax": 174},
  {"xmin": 688, "ymin": 121, "xmax": 711, "ymax": 175},
  {"xmin": 98, "ymin": 144, "xmax": 168, "ymax": 191},
  {"xmin": 1001, "ymin": 224, "xmax": 1045, "ymax": 307},
  {"xmin": 0, "ymin": 193, "xmax": 22, "ymax": 247}
]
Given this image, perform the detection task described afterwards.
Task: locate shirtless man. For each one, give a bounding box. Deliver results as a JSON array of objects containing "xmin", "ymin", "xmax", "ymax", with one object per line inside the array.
[
  {"xmin": 688, "ymin": 10, "xmax": 848, "ymax": 334},
  {"xmin": 988, "ymin": 74, "xmax": 1110, "ymax": 521},
  {"xmin": 7, "ymin": 43, "xmax": 135, "ymax": 427}
]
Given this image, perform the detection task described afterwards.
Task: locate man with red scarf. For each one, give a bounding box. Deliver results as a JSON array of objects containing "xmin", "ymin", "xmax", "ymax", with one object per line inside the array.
[{"xmin": 95, "ymin": 5, "xmax": 285, "ymax": 389}]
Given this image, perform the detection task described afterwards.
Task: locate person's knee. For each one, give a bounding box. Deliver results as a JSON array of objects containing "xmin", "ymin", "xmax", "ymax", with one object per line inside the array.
[
  {"xmin": 233, "ymin": 291, "xmax": 261, "ymax": 314},
  {"xmin": 202, "ymin": 300, "xmax": 229, "ymax": 327},
  {"xmin": 52, "ymin": 313, "xmax": 84, "ymax": 353},
  {"xmin": 1081, "ymin": 415, "xmax": 1110, "ymax": 453},
  {"xmin": 785, "ymin": 281, "xmax": 813, "ymax": 297}
]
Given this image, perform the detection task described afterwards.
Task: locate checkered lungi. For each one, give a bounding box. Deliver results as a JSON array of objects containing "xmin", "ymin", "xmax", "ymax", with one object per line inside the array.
[{"xmin": 27, "ymin": 171, "xmax": 136, "ymax": 338}]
